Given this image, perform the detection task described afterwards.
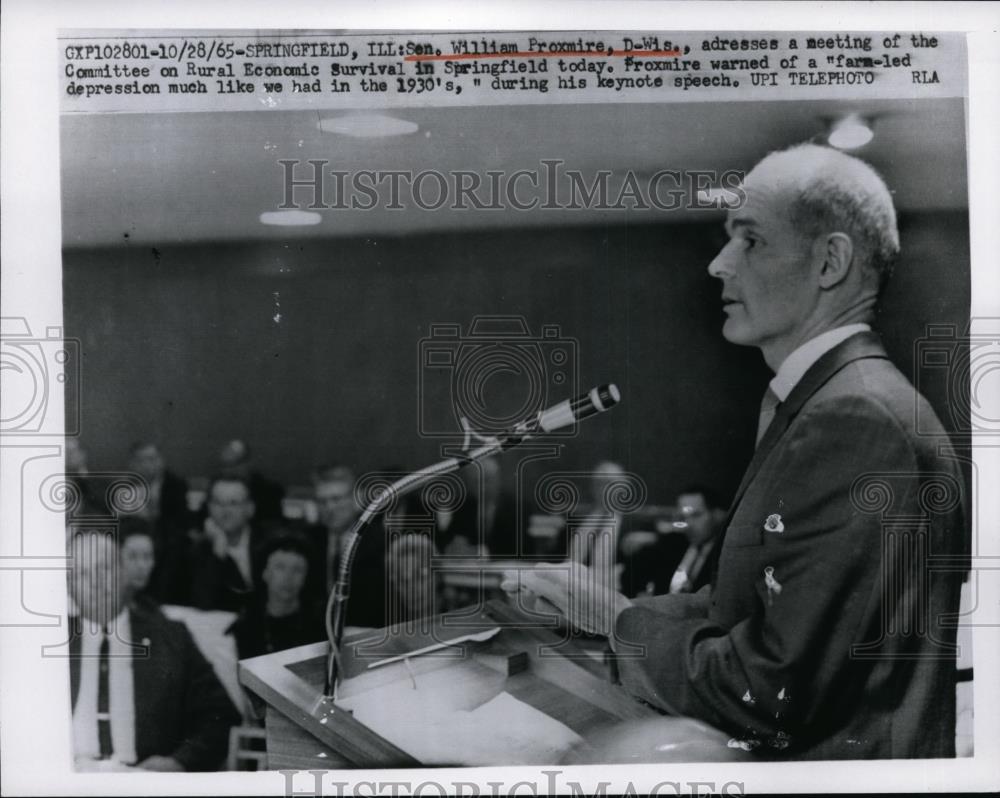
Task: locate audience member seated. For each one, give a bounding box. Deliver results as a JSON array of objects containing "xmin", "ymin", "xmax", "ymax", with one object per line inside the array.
[
  {"xmin": 67, "ymin": 525, "xmax": 240, "ymax": 771},
  {"xmin": 126, "ymin": 441, "xmax": 191, "ymax": 531},
  {"xmin": 64, "ymin": 438, "xmax": 117, "ymax": 515},
  {"xmin": 227, "ymin": 533, "xmax": 325, "ymax": 660},
  {"xmin": 432, "ymin": 456, "xmax": 517, "ymax": 558},
  {"xmin": 567, "ymin": 461, "xmax": 643, "ymax": 591},
  {"xmin": 384, "ymin": 533, "xmax": 442, "ymax": 624},
  {"xmin": 118, "ymin": 518, "xmax": 158, "ymax": 605},
  {"xmin": 620, "ymin": 485, "xmax": 723, "ymax": 598},
  {"xmin": 216, "ymin": 439, "xmax": 285, "ymax": 522},
  {"xmin": 188, "ymin": 476, "xmax": 274, "ymax": 613},
  {"xmin": 307, "ymin": 465, "xmax": 387, "ymax": 629}
]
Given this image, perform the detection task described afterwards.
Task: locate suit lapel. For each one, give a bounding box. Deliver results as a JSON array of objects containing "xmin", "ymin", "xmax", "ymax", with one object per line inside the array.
[
  {"xmin": 725, "ymin": 332, "xmax": 890, "ymax": 523},
  {"xmin": 128, "ymin": 603, "xmax": 156, "ymax": 761}
]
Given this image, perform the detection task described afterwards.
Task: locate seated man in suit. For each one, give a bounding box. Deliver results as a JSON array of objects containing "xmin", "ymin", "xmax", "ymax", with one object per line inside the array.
[
  {"xmin": 118, "ymin": 517, "xmax": 158, "ymax": 605},
  {"xmin": 620, "ymin": 486, "xmax": 723, "ymax": 598},
  {"xmin": 567, "ymin": 461, "xmax": 648, "ymax": 593},
  {"xmin": 309, "ymin": 465, "xmax": 387, "ymax": 629},
  {"xmin": 67, "ymin": 525, "xmax": 240, "ymax": 771},
  {"xmin": 227, "ymin": 532, "xmax": 325, "ymax": 660},
  {"xmin": 216, "ymin": 439, "xmax": 285, "ymax": 522},
  {"xmin": 505, "ymin": 143, "xmax": 966, "ymax": 759},
  {"xmin": 188, "ymin": 476, "xmax": 272, "ymax": 613},
  {"xmin": 431, "ymin": 455, "xmax": 519, "ymax": 558},
  {"xmin": 384, "ymin": 532, "xmax": 444, "ymax": 625},
  {"xmin": 127, "ymin": 441, "xmax": 190, "ymax": 531}
]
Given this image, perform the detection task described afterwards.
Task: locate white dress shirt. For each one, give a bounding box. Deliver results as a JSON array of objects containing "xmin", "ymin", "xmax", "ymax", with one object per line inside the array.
[
  {"xmin": 768, "ymin": 324, "xmax": 871, "ymax": 401},
  {"xmin": 71, "ymin": 607, "xmax": 138, "ymax": 765}
]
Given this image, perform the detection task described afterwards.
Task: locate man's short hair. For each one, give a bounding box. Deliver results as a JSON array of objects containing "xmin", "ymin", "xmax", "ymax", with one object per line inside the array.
[
  {"xmin": 678, "ymin": 484, "xmax": 722, "ymax": 510},
  {"xmin": 753, "ymin": 143, "xmax": 900, "ymax": 294},
  {"xmin": 118, "ymin": 516, "xmax": 156, "ymax": 546},
  {"xmin": 206, "ymin": 474, "xmax": 252, "ymax": 500},
  {"xmin": 314, "ymin": 464, "xmax": 355, "ymax": 486}
]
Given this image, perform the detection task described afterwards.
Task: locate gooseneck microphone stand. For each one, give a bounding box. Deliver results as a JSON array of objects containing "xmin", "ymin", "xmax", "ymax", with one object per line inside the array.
[{"xmin": 323, "ymin": 383, "xmax": 620, "ymax": 698}]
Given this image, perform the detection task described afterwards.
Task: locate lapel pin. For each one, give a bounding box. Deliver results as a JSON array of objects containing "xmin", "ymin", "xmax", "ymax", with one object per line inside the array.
[{"xmin": 764, "ymin": 513, "xmax": 784, "ymax": 533}]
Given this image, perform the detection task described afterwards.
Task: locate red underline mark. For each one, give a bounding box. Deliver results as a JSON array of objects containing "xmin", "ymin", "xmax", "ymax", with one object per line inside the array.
[{"xmin": 405, "ymin": 49, "xmax": 682, "ymax": 62}]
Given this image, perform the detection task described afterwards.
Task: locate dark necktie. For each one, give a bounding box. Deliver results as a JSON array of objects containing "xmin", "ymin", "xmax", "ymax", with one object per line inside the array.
[
  {"xmin": 98, "ymin": 626, "xmax": 112, "ymax": 758},
  {"xmin": 756, "ymin": 386, "xmax": 780, "ymax": 447}
]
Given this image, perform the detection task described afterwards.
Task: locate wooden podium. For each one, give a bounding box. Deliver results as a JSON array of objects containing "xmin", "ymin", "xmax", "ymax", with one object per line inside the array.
[{"xmin": 238, "ymin": 599, "xmax": 661, "ymax": 769}]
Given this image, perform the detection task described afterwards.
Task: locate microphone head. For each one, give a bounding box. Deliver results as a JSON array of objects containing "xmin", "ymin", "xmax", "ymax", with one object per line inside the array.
[{"xmin": 592, "ymin": 383, "xmax": 621, "ymax": 411}]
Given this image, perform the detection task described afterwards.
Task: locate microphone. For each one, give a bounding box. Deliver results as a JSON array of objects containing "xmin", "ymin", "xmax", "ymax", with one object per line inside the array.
[
  {"xmin": 322, "ymin": 383, "xmax": 621, "ymax": 698},
  {"xmin": 536, "ymin": 383, "xmax": 621, "ymax": 434}
]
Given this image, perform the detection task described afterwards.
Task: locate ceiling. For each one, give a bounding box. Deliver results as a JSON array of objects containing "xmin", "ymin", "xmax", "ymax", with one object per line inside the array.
[{"xmin": 60, "ymin": 97, "xmax": 967, "ymax": 247}]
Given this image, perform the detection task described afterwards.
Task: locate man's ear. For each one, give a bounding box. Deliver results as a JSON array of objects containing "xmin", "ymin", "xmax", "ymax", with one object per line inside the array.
[{"xmin": 818, "ymin": 232, "xmax": 854, "ymax": 289}]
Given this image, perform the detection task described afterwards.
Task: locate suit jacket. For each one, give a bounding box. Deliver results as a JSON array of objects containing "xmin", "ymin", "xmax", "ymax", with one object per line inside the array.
[
  {"xmin": 619, "ymin": 532, "xmax": 717, "ymax": 598},
  {"xmin": 227, "ymin": 596, "xmax": 326, "ymax": 660},
  {"xmin": 433, "ymin": 492, "xmax": 520, "ymax": 557},
  {"xmin": 187, "ymin": 524, "xmax": 274, "ymax": 613},
  {"xmin": 69, "ymin": 601, "xmax": 240, "ymax": 770},
  {"xmin": 247, "ymin": 471, "xmax": 285, "ymax": 522},
  {"xmin": 303, "ymin": 520, "xmax": 388, "ymax": 629},
  {"xmin": 615, "ymin": 332, "xmax": 966, "ymax": 759},
  {"xmin": 158, "ymin": 470, "xmax": 191, "ymax": 528}
]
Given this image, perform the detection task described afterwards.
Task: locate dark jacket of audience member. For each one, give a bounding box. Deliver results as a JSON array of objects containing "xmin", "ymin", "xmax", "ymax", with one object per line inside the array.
[
  {"xmin": 156, "ymin": 469, "xmax": 192, "ymax": 529},
  {"xmin": 619, "ymin": 531, "xmax": 718, "ymax": 598},
  {"xmin": 187, "ymin": 524, "xmax": 274, "ymax": 614},
  {"xmin": 227, "ymin": 533, "xmax": 326, "ymax": 659},
  {"xmin": 304, "ymin": 518, "xmax": 389, "ymax": 629},
  {"xmin": 227, "ymin": 596, "xmax": 326, "ymax": 660},
  {"xmin": 68, "ymin": 600, "xmax": 240, "ymax": 770},
  {"xmin": 433, "ymin": 492, "xmax": 520, "ymax": 558}
]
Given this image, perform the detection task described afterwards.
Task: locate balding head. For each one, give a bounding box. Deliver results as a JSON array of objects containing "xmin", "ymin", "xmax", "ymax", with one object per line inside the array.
[
  {"xmin": 708, "ymin": 143, "xmax": 900, "ymax": 369},
  {"xmin": 748, "ymin": 143, "xmax": 899, "ymax": 294}
]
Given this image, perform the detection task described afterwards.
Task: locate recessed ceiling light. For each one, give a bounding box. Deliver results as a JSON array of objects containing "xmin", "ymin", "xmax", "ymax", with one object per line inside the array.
[
  {"xmin": 259, "ymin": 210, "xmax": 322, "ymax": 226},
  {"xmin": 828, "ymin": 114, "xmax": 874, "ymax": 150},
  {"xmin": 318, "ymin": 114, "xmax": 419, "ymax": 138}
]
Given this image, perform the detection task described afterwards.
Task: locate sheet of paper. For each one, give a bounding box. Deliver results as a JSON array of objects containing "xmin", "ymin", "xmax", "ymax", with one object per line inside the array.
[{"xmin": 349, "ymin": 690, "xmax": 583, "ymax": 766}]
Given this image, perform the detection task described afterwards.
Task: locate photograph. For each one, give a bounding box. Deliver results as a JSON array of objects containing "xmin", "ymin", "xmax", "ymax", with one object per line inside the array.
[{"xmin": 2, "ymin": 7, "xmax": 998, "ymax": 796}]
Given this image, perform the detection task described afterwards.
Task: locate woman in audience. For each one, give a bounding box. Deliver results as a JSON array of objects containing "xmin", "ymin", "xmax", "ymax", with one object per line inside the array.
[{"xmin": 227, "ymin": 532, "xmax": 325, "ymax": 660}]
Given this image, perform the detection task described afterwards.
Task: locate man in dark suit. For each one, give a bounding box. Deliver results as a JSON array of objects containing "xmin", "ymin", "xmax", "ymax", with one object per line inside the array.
[
  {"xmin": 125, "ymin": 442, "xmax": 192, "ymax": 604},
  {"xmin": 620, "ymin": 486, "xmax": 723, "ymax": 598},
  {"xmin": 188, "ymin": 476, "xmax": 273, "ymax": 613},
  {"xmin": 307, "ymin": 465, "xmax": 387, "ymax": 629},
  {"xmin": 217, "ymin": 439, "xmax": 285, "ymax": 522},
  {"xmin": 127, "ymin": 442, "xmax": 190, "ymax": 531},
  {"xmin": 68, "ymin": 526, "xmax": 239, "ymax": 771},
  {"xmin": 505, "ymin": 143, "xmax": 966, "ymax": 759}
]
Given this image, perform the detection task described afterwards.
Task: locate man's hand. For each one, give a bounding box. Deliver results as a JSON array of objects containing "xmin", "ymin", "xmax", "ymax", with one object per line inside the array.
[
  {"xmin": 136, "ymin": 755, "xmax": 184, "ymax": 771},
  {"xmin": 203, "ymin": 517, "xmax": 228, "ymax": 559},
  {"xmin": 500, "ymin": 561, "xmax": 632, "ymax": 637}
]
